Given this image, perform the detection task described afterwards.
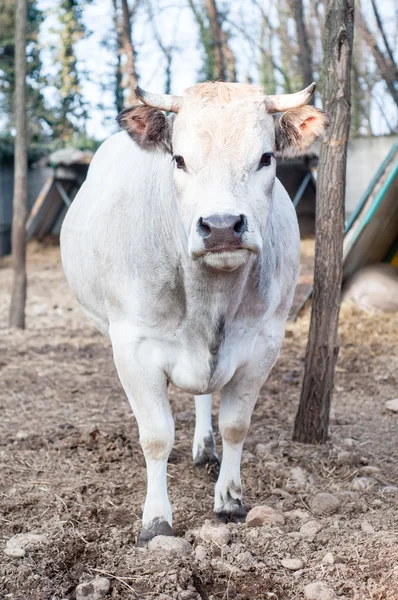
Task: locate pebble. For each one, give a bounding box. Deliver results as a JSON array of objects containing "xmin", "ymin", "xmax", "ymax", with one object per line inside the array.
[
  {"xmin": 199, "ymin": 521, "xmax": 231, "ymax": 546},
  {"xmin": 337, "ymin": 450, "xmax": 352, "ymax": 465},
  {"xmin": 284, "ymin": 509, "xmax": 310, "ymax": 521},
  {"xmin": 246, "ymin": 505, "xmax": 285, "ymax": 527},
  {"xmin": 343, "ymin": 437, "xmax": 356, "ymax": 448},
  {"xmin": 76, "ymin": 578, "xmax": 110, "ymax": 600},
  {"xmin": 5, "ymin": 533, "xmax": 47, "ymax": 558},
  {"xmin": 309, "ymin": 492, "xmax": 340, "ymax": 516},
  {"xmin": 281, "ymin": 558, "xmax": 303, "ymax": 571},
  {"xmin": 361, "ymin": 521, "xmax": 376, "ymax": 535},
  {"xmin": 351, "ymin": 476, "xmax": 376, "ymax": 491},
  {"xmin": 299, "ymin": 520, "xmax": 322, "ymax": 540},
  {"xmin": 289, "ymin": 466, "xmax": 309, "ymax": 487},
  {"xmin": 385, "ymin": 398, "xmax": 398, "ymax": 413},
  {"xmin": 322, "ymin": 552, "xmax": 334, "ymax": 565},
  {"xmin": 381, "ymin": 486, "xmax": 398, "ymax": 493},
  {"xmin": 304, "ymin": 581, "xmax": 337, "ymax": 600},
  {"xmin": 148, "ymin": 536, "xmax": 192, "ymax": 556},
  {"xmin": 360, "ymin": 465, "xmax": 381, "ymax": 475},
  {"xmin": 194, "ymin": 544, "xmax": 207, "ymax": 561}
]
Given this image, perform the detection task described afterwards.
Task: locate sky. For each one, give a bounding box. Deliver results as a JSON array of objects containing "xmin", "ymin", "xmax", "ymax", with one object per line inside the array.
[{"xmin": 38, "ymin": 0, "xmax": 398, "ymax": 140}]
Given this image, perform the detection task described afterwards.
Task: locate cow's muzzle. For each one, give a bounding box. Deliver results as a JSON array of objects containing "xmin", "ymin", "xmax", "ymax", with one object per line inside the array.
[{"xmin": 197, "ymin": 214, "xmax": 248, "ymax": 253}]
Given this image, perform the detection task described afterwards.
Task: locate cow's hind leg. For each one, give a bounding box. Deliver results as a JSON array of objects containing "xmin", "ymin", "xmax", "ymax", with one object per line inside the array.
[
  {"xmin": 193, "ymin": 394, "xmax": 219, "ymax": 469},
  {"xmin": 110, "ymin": 324, "xmax": 175, "ymax": 545}
]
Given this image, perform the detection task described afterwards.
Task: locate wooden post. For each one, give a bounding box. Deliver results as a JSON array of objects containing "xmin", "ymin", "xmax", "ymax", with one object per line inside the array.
[
  {"xmin": 293, "ymin": 0, "xmax": 355, "ymax": 444},
  {"xmin": 9, "ymin": 0, "xmax": 28, "ymax": 329}
]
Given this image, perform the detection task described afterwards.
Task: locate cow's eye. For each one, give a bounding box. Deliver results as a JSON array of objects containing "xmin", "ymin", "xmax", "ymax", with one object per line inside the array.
[
  {"xmin": 173, "ymin": 155, "xmax": 185, "ymax": 169},
  {"xmin": 259, "ymin": 152, "xmax": 273, "ymax": 168}
]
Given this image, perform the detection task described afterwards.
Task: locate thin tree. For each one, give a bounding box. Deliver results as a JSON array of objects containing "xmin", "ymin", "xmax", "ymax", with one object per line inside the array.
[
  {"xmin": 293, "ymin": 0, "xmax": 355, "ymax": 444},
  {"xmin": 287, "ymin": 0, "xmax": 314, "ymax": 99},
  {"xmin": 357, "ymin": 9, "xmax": 398, "ymax": 108},
  {"xmin": 205, "ymin": 0, "xmax": 226, "ymax": 80},
  {"xmin": 9, "ymin": 0, "xmax": 27, "ymax": 329},
  {"xmin": 121, "ymin": 0, "xmax": 140, "ymax": 105}
]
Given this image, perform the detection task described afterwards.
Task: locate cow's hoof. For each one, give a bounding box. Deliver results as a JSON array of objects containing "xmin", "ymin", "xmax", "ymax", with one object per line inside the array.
[
  {"xmin": 137, "ymin": 519, "xmax": 174, "ymax": 546},
  {"xmin": 194, "ymin": 435, "xmax": 219, "ymax": 476},
  {"xmin": 213, "ymin": 502, "xmax": 247, "ymax": 524}
]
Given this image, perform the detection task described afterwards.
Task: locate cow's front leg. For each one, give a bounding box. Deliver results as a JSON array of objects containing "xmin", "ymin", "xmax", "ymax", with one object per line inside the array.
[
  {"xmin": 110, "ymin": 325, "xmax": 174, "ymax": 544},
  {"xmin": 214, "ymin": 328, "xmax": 283, "ymax": 522},
  {"xmin": 193, "ymin": 394, "xmax": 219, "ymax": 468}
]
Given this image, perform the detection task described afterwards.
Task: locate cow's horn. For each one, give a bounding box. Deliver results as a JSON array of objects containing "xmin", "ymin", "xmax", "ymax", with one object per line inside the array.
[
  {"xmin": 135, "ymin": 85, "xmax": 183, "ymax": 113},
  {"xmin": 263, "ymin": 82, "xmax": 316, "ymax": 113}
]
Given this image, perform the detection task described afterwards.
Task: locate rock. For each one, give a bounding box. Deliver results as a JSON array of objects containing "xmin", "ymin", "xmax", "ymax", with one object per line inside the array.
[
  {"xmin": 337, "ymin": 451, "xmax": 352, "ymax": 465},
  {"xmin": 322, "ymin": 552, "xmax": 334, "ymax": 565},
  {"xmin": 148, "ymin": 536, "xmax": 191, "ymax": 556},
  {"xmin": 270, "ymin": 488, "xmax": 292, "ymax": 499},
  {"xmin": 309, "ymin": 493, "xmax": 340, "ymax": 516},
  {"xmin": 343, "ymin": 437, "xmax": 356, "ymax": 448},
  {"xmin": 76, "ymin": 578, "xmax": 110, "ymax": 600},
  {"xmin": 4, "ymin": 547, "xmax": 25, "ymax": 558},
  {"xmin": 15, "ymin": 430, "xmax": 29, "ymax": 440},
  {"xmin": 289, "ymin": 466, "xmax": 308, "ymax": 487},
  {"xmin": 194, "ymin": 544, "xmax": 208, "ymax": 561},
  {"xmin": 304, "ymin": 581, "xmax": 337, "ymax": 600},
  {"xmin": 385, "ymin": 399, "xmax": 398, "ymax": 413},
  {"xmin": 299, "ymin": 520, "xmax": 322, "ymax": 540},
  {"xmin": 5, "ymin": 533, "xmax": 46, "ymax": 558},
  {"xmin": 200, "ymin": 521, "xmax": 231, "ymax": 546},
  {"xmin": 255, "ymin": 442, "xmax": 276, "ymax": 457},
  {"xmin": 284, "ymin": 509, "xmax": 310, "ymax": 521},
  {"xmin": 351, "ymin": 476, "xmax": 376, "ymax": 491},
  {"xmin": 281, "ymin": 558, "xmax": 303, "ymax": 571},
  {"xmin": 175, "ymin": 411, "xmax": 194, "ymax": 422},
  {"xmin": 381, "ymin": 486, "xmax": 398, "ymax": 493},
  {"xmin": 246, "ymin": 505, "xmax": 285, "ymax": 527},
  {"xmin": 241, "ymin": 450, "xmax": 256, "ymax": 464},
  {"xmin": 361, "ymin": 521, "xmax": 375, "ymax": 535},
  {"xmin": 75, "ymin": 579, "xmax": 110, "ymax": 600},
  {"xmin": 360, "ymin": 465, "xmax": 381, "ymax": 475}
]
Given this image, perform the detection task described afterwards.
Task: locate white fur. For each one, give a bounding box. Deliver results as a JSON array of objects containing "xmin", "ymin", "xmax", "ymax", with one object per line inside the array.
[{"xmin": 60, "ymin": 100, "xmax": 303, "ymax": 535}]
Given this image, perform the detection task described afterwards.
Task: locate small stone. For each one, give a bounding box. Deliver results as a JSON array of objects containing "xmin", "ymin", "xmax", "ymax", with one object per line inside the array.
[
  {"xmin": 246, "ymin": 505, "xmax": 285, "ymax": 527},
  {"xmin": 309, "ymin": 493, "xmax": 340, "ymax": 516},
  {"xmin": 343, "ymin": 437, "xmax": 356, "ymax": 448},
  {"xmin": 351, "ymin": 476, "xmax": 376, "ymax": 491},
  {"xmin": 299, "ymin": 520, "xmax": 322, "ymax": 540},
  {"xmin": 270, "ymin": 488, "xmax": 292, "ymax": 499},
  {"xmin": 281, "ymin": 558, "xmax": 303, "ymax": 571},
  {"xmin": 255, "ymin": 442, "xmax": 275, "ymax": 457},
  {"xmin": 200, "ymin": 521, "xmax": 231, "ymax": 546},
  {"xmin": 385, "ymin": 399, "xmax": 398, "ymax": 413},
  {"xmin": 241, "ymin": 450, "xmax": 256, "ymax": 464},
  {"xmin": 284, "ymin": 509, "xmax": 310, "ymax": 521},
  {"xmin": 361, "ymin": 521, "xmax": 375, "ymax": 535},
  {"xmin": 15, "ymin": 430, "xmax": 29, "ymax": 440},
  {"xmin": 148, "ymin": 536, "xmax": 191, "ymax": 556},
  {"xmin": 304, "ymin": 581, "xmax": 337, "ymax": 600},
  {"xmin": 360, "ymin": 465, "xmax": 381, "ymax": 475},
  {"xmin": 381, "ymin": 486, "xmax": 398, "ymax": 493},
  {"xmin": 194, "ymin": 544, "xmax": 208, "ymax": 561},
  {"xmin": 289, "ymin": 466, "xmax": 308, "ymax": 487},
  {"xmin": 5, "ymin": 533, "xmax": 46, "ymax": 557},
  {"xmin": 76, "ymin": 577, "xmax": 110, "ymax": 600},
  {"xmin": 4, "ymin": 547, "xmax": 25, "ymax": 558},
  {"xmin": 337, "ymin": 451, "xmax": 352, "ymax": 465},
  {"xmin": 322, "ymin": 552, "xmax": 334, "ymax": 565},
  {"xmin": 175, "ymin": 411, "xmax": 194, "ymax": 422},
  {"xmin": 236, "ymin": 550, "xmax": 252, "ymax": 563}
]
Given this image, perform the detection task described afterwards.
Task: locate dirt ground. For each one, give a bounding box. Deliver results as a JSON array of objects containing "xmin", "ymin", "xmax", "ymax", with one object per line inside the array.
[{"xmin": 1, "ymin": 240, "xmax": 398, "ymax": 600}]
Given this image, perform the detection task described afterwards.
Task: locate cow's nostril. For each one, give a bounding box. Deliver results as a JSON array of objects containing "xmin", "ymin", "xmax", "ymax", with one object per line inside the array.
[
  {"xmin": 234, "ymin": 214, "xmax": 247, "ymax": 235},
  {"xmin": 198, "ymin": 217, "xmax": 212, "ymax": 238}
]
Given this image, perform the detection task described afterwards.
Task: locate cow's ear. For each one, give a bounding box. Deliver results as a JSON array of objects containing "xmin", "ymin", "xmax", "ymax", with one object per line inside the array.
[
  {"xmin": 117, "ymin": 105, "xmax": 173, "ymax": 154},
  {"xmin": 274, "ymin": 106, "xmax": 330, "ymax": 159}
]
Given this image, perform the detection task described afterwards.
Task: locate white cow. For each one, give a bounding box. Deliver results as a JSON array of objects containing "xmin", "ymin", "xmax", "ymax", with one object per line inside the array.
[{"xmin": 60, "ymin": 81, "xmax": 329, "ymax": 543}]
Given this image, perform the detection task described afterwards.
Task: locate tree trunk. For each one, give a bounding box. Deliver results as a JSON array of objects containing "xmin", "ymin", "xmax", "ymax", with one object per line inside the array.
[
  {"xmin": 205, "ymin": 0, "xmax": 226, "ymax": 80},
  {"xmin": 121, "ymin": 0, "xmax": 138, "ymax": 105},
  {"xmin": 293, "ymin": 0, "xmax": 354, "ymax": 444},
  {"xmin": 112, "ymin": 0, "xmax": 124, "ymax": 114},
  {"xmin": 9, "ymin": 0, "xmax": 27, "ymax": 330},
  {"xmin": 288, "ymin": 0, "xmax": 314, "ymax": 99}
]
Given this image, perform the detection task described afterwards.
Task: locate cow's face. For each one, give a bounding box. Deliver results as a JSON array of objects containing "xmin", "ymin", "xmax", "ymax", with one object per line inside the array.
[{"xmin": 118, "ymin": 83, "xmax": 329, "ymax": 272}]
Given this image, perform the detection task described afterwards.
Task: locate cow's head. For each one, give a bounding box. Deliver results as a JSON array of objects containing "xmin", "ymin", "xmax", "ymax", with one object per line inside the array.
[{"xmin": 118, "ymin": 82, "xmax": 329, "ymax": 272}]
